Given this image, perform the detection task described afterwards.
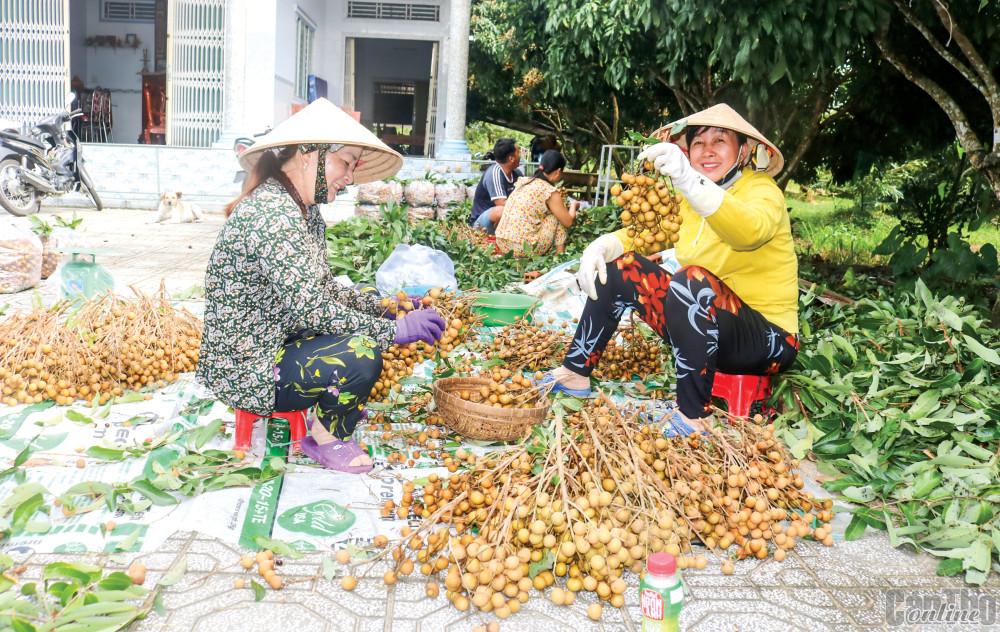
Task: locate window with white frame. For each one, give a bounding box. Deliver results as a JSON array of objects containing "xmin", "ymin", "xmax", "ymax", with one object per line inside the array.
[
  {"xmin": 102, "ymin": 0, "xmax": 156, "ymax": 22},
  {"xmin": 295, "ymin": 12, "xmax": 316, "ymax": 101},
  {"xmin": 347, "ymin": 2, "xmax": 440, "ymax": 21}
]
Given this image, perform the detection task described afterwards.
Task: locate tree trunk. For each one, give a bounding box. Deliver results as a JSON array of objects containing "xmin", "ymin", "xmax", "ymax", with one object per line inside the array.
[
  {"xmin": 876, "ymin": 9, "xmax": 1000, "ymax": 203},
  {"xmin": 775, "ymin": 85, "xmax": 832, "ymax": 189},
  {"xmin": 974, "ymin": 156, "xmax": 1000, "ymax": 202}
]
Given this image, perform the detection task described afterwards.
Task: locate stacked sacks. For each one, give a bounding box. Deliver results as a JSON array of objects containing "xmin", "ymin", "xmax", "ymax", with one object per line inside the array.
[
  {"xmin": 354, "ymin": 178, "xmax": 470, "ymax": 222},
  {"xmin": 434, "ymin": 182, "xmax": 466, "ymax": 220},
  {"xmin": 356, "ymin": 181, "xmax": 404, "ymax": 219},
  {"xmin": 404, "ymin": 180, "xmax": 437, "ymax": 221}
]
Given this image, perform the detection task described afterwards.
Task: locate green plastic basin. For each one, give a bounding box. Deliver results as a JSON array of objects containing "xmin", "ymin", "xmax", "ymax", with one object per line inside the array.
[{"xmin": 472, "ymin": 292, "xmax": 541, "ymax": 326}]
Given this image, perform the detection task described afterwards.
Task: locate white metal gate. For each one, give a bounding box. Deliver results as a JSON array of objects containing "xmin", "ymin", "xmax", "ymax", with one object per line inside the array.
[
  {"xmin": 343, "ymin": 37, "xmax": 355, "ymax": 110},
  {"xmin": 595, "ymin": 144, "xmax": 640, "ymax": 206},
  {"xmin": 423, "ymin": 40, "xmax": 438, "ymax": 157},
  {"xmin": 166, "ymin": 0, "xmax": 226, "ymax": 147},
  {"xmin": 0, "ymin": 0, "xmax": 69, "ymax": 126}
]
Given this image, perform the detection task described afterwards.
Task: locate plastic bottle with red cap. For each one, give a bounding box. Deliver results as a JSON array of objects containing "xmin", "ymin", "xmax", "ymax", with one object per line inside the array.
[{"xmin": 640, "ymin": 552, "xmax": 684, "ymax": 631}]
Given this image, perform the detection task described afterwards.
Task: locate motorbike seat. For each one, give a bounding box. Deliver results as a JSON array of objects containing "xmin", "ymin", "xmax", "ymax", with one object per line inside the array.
[{"xmin": 0, "ymin": 130, "xmax": 47, "ymax": 149}]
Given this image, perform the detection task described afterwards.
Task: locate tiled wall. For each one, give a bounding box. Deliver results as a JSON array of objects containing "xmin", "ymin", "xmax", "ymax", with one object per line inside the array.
[
  {"xmin": 43, "ymin": 146, "xmax": 484, "ymax": 212},
  {"xmin": 56, "ymin": 143, "xmax": 243, "ymax": 211}
]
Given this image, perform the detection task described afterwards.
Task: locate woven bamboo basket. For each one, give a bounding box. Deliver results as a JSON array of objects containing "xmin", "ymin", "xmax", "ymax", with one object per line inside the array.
[{"xmin": 432, "ymin": 376, "xmax": 550, "ymax": 441}]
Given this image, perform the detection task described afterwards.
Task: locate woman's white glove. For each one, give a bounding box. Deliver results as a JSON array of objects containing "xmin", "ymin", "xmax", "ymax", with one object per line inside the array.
[
  {"xmin": 636, "ymin": 142, "xmax": 725, "ymax": 218},
  {"xmin": 577, "ymin": 233, "xmax": 624, "ymax": 300}
]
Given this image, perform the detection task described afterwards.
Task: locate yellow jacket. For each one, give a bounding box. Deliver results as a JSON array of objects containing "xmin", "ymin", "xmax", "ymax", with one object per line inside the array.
[{"xmin": 613, "ymin": 169, "xmax": 799, "ymax": 334}]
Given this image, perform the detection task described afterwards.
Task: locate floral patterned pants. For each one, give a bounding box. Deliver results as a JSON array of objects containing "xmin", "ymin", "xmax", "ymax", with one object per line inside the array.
[
  {"xmin": 564, "ymin": 254, "xmax": 799, "ymax": 419},
  {"xmin": 273, "ymin": 332, "xmax": 383, "ymax": 439}
]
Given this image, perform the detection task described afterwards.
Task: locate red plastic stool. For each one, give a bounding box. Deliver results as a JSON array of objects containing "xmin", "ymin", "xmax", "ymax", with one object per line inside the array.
[
  {"xmin": 711, "ymin": 372, "xmax": 772, "ymax": 417},
  {"xmin": 234, "ymin": 409, "xmax": 308, "ymax": 453}
]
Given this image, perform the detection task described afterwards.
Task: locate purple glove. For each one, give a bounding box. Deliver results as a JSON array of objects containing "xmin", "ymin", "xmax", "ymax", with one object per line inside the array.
[{"xmin": 394, "ymin": 308, "xmax": 446, "ymax": 345}]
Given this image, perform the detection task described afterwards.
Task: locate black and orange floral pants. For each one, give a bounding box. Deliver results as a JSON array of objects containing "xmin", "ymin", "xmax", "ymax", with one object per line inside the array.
[{"xmin": 564, "ymin": 254, "xmax": 799, "ymax": 419}]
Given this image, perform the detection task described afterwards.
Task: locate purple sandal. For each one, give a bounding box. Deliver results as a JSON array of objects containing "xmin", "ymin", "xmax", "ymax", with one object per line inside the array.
[{"xmin": 300, "ymin": 436, "xmax": 373, "ymax": 474}]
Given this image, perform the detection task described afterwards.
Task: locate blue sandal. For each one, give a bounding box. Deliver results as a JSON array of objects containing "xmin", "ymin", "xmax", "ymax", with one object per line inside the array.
[
  {"xmin": 662, "ymin": 410, "xmax": 699, "ymax": 437},
  {"xmin": 639, "ymin": 408, "xmax": 704, "ymax": 437},
  {"xmin": 535, "ymin": 371, "xmax": 593, "ymax": 398}
]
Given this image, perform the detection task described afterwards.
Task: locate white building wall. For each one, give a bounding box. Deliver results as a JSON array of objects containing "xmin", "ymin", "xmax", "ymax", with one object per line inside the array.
[
  {"xmin": 272, "ymin": 0, "xmax": 329, "ymax": 124},
  {"xmin": 232, "ymin": 0, "xmax": 278, "ymax": 135},
  {"xmin": 207, "ymin": 0, "xmax": 458, "ymax": 139}
]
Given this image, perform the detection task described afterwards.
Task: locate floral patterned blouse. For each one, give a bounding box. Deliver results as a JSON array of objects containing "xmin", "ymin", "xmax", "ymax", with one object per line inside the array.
[
  {"xmin": 494, "ymin": 177, "xmax": 565, "ymax": 256},
  {"xmin": 197, "ymin": 179, "xmax": 396, "ymax": 415}
]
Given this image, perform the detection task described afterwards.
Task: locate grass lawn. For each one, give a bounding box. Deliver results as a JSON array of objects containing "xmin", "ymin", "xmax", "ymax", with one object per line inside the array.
[{"xmin": 786, "ymin": 193, "xmax": 1000, "ymax": 267}]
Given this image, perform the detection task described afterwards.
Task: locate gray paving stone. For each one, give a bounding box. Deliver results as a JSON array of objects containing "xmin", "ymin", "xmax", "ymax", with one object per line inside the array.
[{"xmin": 192, "ymin": 601, "xmax": 334, "ymax": 632}]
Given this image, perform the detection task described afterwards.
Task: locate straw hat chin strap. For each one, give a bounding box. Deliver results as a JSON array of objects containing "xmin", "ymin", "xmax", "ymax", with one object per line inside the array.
[
  {"xmin": 715, "ymin": 144, "xmax": 747, "ymax": 190},
  {"xmin": 298, "ymin": 143, "xmax": 344, "ymax": 204}
]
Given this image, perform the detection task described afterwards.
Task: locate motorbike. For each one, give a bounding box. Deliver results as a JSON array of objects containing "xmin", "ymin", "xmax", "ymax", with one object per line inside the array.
[
  {"xmin": 232, "ymin": 127, "xmax": 270, "ymax": 184},
  {"xmin": 0, "ymin": 92, "xmax": 103, "ymax": 216}
]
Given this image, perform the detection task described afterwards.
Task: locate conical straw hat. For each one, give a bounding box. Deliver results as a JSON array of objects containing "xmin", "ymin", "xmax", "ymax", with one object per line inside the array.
[
  {"xmin": 652, "ymin": 103, "xmax": 784, "ymax": 177},
  {"xmin": 240, "ymin": 98, "xmax": 403, "ymax": 183}
]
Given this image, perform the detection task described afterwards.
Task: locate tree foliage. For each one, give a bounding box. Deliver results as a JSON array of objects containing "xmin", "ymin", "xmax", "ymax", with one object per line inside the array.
[
  {"xmin": 468, "ymin": 0, "xmax": 885, "ymax": 181},
  {"xmin": 468, "ymin": 0, "xmax": 1000, "ymax": 202}
]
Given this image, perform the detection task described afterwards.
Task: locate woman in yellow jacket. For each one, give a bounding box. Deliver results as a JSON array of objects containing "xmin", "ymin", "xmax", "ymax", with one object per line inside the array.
[{"xmin": 545, "ymin": 104, "xmax": 800, "ymax": 433}]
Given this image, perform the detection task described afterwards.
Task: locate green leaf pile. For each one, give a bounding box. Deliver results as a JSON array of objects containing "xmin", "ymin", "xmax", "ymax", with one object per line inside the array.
[
  {"xmin": 774, "ymin": 280, "xmax": 999, "ymax": 584},
  {"xmin": 0, "ymin": 557, "xmax": 151, "ymax": 631}
]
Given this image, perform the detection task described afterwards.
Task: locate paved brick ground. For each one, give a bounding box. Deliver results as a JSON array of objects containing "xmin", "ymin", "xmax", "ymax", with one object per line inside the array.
[{"xmin": 7, "ymin": 529, "xmax": 996, "ymax": 632}]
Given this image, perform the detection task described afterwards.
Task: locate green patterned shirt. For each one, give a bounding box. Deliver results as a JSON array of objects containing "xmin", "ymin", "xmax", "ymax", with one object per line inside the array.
[{"xmin": 196, "ymin": 179, "xmax": 395, "ymax": 414}]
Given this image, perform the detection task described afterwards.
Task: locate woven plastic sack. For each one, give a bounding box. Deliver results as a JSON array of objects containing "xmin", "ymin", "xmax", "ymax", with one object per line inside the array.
[
  {"xmin": 403, "ymin": 180, "xmax": 436, "ymax": 207},
  {"xmin": 357, "ymin": 181, "xmax": 403, "ymax": 205},
  {"xmin": 407, "ymin": 206, "xmax": 436, "ymax": 222},
  {"xmin": 355, "ymin": 204, "xmax": 382, "ymax": 219},
  {"xmin": 0, "ymin": 217, "xmax": 42, "ymax": 293},
  {"xmin": 388, "ymin": 181, "xmax": 403, "ymax": 203},
  {"xmin": 434, "ymin": 182, "xmax": 466, "ymax": 207},
  {"xmin": 435, "ymin": 206, "xmax": 458, "ymax": 221},
  {"xmin": 376, "ymin": 243, "xmax": 457, "ymax": 294}
]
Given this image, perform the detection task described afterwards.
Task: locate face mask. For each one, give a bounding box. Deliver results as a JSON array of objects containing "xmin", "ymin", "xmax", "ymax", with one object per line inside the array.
[{"xmin": 715, "ymin": 144, "xmax": 746, "ymax": 189}]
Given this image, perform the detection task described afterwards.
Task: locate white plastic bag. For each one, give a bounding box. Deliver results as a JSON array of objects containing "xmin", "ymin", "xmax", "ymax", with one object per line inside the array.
[
  {"xmin": 375, "ymin": 243, "xmax": 457, "ymax": 294},
  {"xmin": 0, "ymin": 217, "xmax": 43, "ymax": 293}
]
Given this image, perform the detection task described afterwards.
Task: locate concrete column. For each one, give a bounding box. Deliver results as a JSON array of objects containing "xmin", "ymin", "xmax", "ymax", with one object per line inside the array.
[
  {"xmin": 214, "ymin": 0, "xmax": 277, "ymax": 148},
  {"xmin": 213, "ymin": 0, "xmax": 246, "ymax": 148},
  {"xmin": 437, "ymin": 0, "xmax": 471, "ymax": 158}
]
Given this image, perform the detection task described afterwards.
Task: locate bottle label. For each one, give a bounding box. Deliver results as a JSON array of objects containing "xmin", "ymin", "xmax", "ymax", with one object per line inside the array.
[{"xmin": 641, "ymin": 588, "xmax": 665, "ymax": 621}]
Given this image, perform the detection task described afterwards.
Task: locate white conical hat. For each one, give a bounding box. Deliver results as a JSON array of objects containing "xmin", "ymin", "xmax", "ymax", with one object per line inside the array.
[
  {"xmin": 652, "ymin": 103, "xmax": 784, "ymax": 177},
  {"xmin": 240, "ymin": 98, "xmax": 403, "ymax": 183}
]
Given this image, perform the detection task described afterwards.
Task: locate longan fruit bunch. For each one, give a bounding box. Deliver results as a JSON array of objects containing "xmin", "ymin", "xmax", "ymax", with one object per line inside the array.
[
  {"xmin": 456, "ymin": 368, "xmax": 545, "ymax": 409},
  {"xmin": 609, "ymin": 161, "xmax": 682, "ymax": 253}
]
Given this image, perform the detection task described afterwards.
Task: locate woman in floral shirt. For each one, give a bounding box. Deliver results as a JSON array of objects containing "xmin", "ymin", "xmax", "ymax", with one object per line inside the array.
[
  {"xmin": 197, "ymin": 99, "xmax": 446, "ymax": 473},
  {"xmin": 495, "ymin": 150, "xmax": 579, "ymax": 256}
]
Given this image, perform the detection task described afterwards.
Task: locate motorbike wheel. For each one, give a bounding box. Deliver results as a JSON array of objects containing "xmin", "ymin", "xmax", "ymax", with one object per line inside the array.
[
  {"xmin": 79, "ymin": 165, "xmax": 103, "ymax": 211},
  {"xmin": 0, "ymin": 158, "xmax": 41, "ymax": 216}
]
